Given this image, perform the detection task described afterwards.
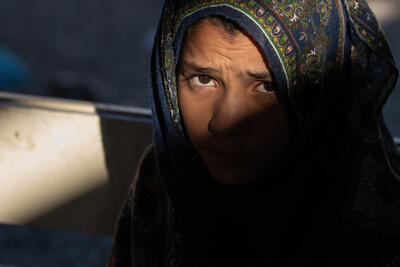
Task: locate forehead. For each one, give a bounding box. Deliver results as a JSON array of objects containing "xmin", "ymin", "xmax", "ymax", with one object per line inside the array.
[
  {"xmin": 184, "ymin": 18, "xmax": 239, "ymax": 41},
  {"xmin": 180, "ymin": 19, "xmax": 270, "ymax": 70}
]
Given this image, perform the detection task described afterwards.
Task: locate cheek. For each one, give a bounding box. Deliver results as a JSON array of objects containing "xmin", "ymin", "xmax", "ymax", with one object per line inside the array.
[
  {"xmin": 178, "ymin": 83, "xmax": 213, "ymax": 144},
  {"xmin": 255, "ymin": 101, "xmax": 291, "ymax": 148}
]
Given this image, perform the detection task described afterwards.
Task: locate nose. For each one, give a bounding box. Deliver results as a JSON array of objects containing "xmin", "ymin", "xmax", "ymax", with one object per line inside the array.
[{"xmin": 208, "ymin": 88, "xmax": 251, "ymax": 137}]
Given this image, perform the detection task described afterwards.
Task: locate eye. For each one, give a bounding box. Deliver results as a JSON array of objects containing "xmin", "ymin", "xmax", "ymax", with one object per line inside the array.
[
  {"xmin": 255, "ymin": 82, "xmax": 274, "ymax": 93},
  {"xmin": 191, "ymin": 75, "xmax": 216, "ymax": 87}
]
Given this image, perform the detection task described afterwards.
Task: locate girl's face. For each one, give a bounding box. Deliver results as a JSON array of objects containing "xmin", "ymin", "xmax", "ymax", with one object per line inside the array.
[{"xmin": 177, "ymin": 19, "xmax": 291, "ymax": 185}]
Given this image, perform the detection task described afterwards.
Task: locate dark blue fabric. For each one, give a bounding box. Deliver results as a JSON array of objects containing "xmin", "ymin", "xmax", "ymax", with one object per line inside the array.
[{"xmin": 149, "ymin": 0, "xmax": 400, "ymax": 265}]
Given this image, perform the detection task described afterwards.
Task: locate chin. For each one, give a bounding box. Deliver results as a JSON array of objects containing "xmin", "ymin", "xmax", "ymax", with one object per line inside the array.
[{"xmin": 209, "ymin": 168, "xmax": 250, "ymax": 185}]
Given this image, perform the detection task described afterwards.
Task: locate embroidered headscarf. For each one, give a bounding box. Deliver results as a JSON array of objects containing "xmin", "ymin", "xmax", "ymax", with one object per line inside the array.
[{"xmin": 149, "ymin": 0, "xmax": 400, "ymax": 264}]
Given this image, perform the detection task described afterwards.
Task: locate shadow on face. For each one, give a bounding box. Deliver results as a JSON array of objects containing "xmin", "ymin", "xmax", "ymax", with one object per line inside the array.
[{"xmin": 177, "ymin": 18, "xmax": 291, "ymax": 185}]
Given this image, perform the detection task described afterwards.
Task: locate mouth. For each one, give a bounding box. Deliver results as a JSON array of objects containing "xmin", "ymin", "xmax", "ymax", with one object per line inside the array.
[{"xmin": 201, "ymin": 146, "xmax": 255, "ymax": 159}]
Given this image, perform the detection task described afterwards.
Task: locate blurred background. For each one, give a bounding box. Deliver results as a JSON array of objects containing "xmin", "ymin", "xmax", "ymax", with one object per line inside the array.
[
  {"xmin": 0, "ymin": 0, "xmax": 163, "ymax": 107},
  {"xmin": 0, "ymin": 1, "xmax": 162, "ymax": 266},
  {"xmin": 0, "ymin": 0, "xmax": 398, "ymax": 266}
]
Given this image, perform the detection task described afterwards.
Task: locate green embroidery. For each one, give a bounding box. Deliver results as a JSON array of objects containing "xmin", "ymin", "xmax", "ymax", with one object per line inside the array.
[
  {"xmin": 265, "ymin": 15, "xmax": 275, "ymax": 25},
  {"xmin": 246, "ymin": 0, "xmax": 257, "ymax": 9}
]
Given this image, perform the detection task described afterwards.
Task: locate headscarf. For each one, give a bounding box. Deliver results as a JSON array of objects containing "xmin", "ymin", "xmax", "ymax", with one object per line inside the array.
[{"xmin": 149, "ymin": 0, "xmax": 400, "ymax": 265}]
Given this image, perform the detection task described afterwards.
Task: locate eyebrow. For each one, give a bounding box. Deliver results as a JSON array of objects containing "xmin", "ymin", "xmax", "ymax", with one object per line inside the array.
[
  {"xmin": 244, "ymin": 70, "xmax": 272, "ymax": 81},
  {"xmin": 180, "ymin": 60, "xmax": 272, "ymax": 80},
  {"xmin": 180, "ymin": 61, "xmax": 219, "ymax": 75}
]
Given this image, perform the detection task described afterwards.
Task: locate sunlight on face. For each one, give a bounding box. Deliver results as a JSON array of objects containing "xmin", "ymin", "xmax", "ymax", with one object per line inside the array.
[{"xmin": 177, "ymin": 19, "xmax": 291, "ymax": 185}]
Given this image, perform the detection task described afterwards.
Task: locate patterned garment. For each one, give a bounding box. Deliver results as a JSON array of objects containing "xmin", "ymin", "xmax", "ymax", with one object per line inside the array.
[{"xmin": 108, "ymin": 0, "xmax": 400, "ymax": 266}]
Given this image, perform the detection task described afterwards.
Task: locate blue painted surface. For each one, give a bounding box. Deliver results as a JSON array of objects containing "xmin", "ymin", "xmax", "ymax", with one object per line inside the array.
[{"xmin": 0, "ymin": 47, "xmax": 29, "ymax": 89}]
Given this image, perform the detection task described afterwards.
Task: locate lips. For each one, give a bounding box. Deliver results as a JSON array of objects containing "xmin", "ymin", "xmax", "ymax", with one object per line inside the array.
[
  {"xmin": 199, "ymin": 146, "xmax": 255, "ymax": 170},
  {"xmin": 201, "ymin": 145, "xmax": 254, "ymax": 159}
]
